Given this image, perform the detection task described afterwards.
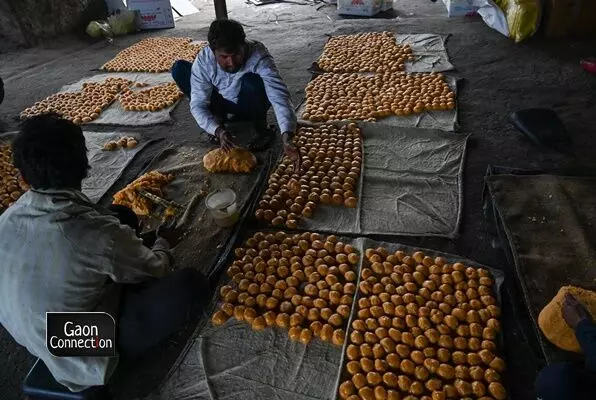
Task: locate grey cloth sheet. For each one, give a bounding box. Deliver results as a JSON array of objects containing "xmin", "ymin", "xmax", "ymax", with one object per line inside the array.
[
  {"xmin": 300, "ymin": 123, "xmax": 468, "ymax": 238},
  {"xmin": 58, "ymin": 72, "xmax": 180, "ymax": 126},
  {"xmin": 82, "ymin": 131, "xmax": 151, "ymax": 202},
  {"xmin": 296, "ymin": 76, "xmax": 458, "ymax": 132},
  {"xmin": 485, "ymin": 173, "xmax": 596, "ymax": 363},
  {"xmin": 398, "ymin": 34, "xmax": 455, "ymax": 73},
  {"xmin": 153, "ymin": 237, "xmax": 502, "ymax": 400},
  {"xmin": 132, "ymin": 143, "xmax": 269, "ymax": 275},
  {"xmin": 159, "ymin": 321, "xmax": 343, "ymax": 400}
]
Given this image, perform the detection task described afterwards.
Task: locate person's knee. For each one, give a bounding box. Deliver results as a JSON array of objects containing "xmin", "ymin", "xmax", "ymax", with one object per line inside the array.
[
  {"xmin": 241, "ymin": 73, "xmax": 264, "ymax": 89},
  {"xmin": 535, "ymin": 363, "xmax": 579, "ymax": 400},
  {"xmin": 171, "ymin": 60, "xmax": 191, "ymax": 77},
  {"xmin": 239, "ymin": 73, "xmax": 269, "ymax": 117},
  {"xmin": 171, "ymin": 60, "xmax": 192, "ymax": 96}
]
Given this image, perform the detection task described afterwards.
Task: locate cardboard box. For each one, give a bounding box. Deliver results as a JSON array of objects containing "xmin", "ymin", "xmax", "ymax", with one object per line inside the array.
[
  {"xmin": 337, "ymin": 0, "xmax": 383, "ymax": 16},
  {"xmin": 543, "ymin": 0, "xmax": 596, "ymax": 37},
  {"xmin": 442, "ymin": 0, "xmax": 478, "ymax": 17},
  {"xmin": 127, "ymin": 0, "xmax": 175, "ymax": 30}
]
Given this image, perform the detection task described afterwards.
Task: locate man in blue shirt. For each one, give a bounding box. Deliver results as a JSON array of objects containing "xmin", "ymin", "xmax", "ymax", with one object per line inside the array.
[{"xmin": 172, "ymin": 19, "xmax": 300, "ymax": 171}]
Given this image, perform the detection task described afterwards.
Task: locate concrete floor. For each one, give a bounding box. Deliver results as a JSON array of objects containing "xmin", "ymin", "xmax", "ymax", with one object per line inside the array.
[{"xmin": 2, "ymin": 0, "xmax": 596, "ymax": 398}]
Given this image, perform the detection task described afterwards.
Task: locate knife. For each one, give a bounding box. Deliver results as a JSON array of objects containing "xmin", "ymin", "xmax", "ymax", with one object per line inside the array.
[{"xmin": 137, "ymin": 189, "xmax": 184, "ymax": 211}]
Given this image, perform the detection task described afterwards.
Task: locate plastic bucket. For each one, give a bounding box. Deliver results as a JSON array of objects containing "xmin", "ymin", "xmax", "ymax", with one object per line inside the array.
[{"xmin": 205, "ymin": 188, "xmax": 239, "ymax": 228}]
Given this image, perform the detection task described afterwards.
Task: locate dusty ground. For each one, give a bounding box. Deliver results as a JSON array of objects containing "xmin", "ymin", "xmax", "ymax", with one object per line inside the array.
[{"xmin": 2, "ymin": 0, "xmax": 596, "ymax": 398}]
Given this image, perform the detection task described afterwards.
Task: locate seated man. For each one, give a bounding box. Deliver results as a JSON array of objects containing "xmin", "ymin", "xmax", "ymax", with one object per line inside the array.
[
  {"xmin": 0, "ymin": 113, "xmax": 209, "ymax": 392},
  {"xmin": 172, "ymin": 19, "xmax": 300, "ymax": 171},
  {"xmin": 535, "ymin": 293, "xmax": 596, "ymax": 400}
]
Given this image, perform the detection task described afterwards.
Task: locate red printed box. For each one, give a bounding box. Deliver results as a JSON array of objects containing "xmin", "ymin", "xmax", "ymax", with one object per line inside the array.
[{"xmin": 128, "ymin": 0, "xmax": 175, "ymax": 30}]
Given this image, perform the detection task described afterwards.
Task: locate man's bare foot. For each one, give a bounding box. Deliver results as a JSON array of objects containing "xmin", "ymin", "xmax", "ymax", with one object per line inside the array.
[{"xmin": 562, "ymin": 293, "xmax": 592, "ymax": 330}]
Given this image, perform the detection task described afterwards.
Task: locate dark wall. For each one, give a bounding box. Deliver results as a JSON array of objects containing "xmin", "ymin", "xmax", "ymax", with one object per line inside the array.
[{"xmin": 0, "ymin": 0, "xmax": 107, "ymax": 51}]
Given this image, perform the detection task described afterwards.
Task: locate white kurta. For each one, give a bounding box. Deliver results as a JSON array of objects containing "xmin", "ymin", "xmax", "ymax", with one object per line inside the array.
[
  {"xmin": 189, "ymin": 41, "xmax": 297, "ymax": 136},
  {"xmin": 0, "ymin": 189, "xmax": 171, "ymax": 391}
]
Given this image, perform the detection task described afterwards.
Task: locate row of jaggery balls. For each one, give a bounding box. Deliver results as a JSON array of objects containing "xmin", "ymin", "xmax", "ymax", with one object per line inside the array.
[
  {"xmin": 21, "ymin": 78, "xmax": 183, "ymax": 124},
  {"xmin": 254, "ymin": 123, "xmax": 362, "ymax": 229},
  {"xmin": 303, "ymin": 72, "xmax": 455, "ymax": 123},
  {"xmin": 20, "ymin": 78, "xmax": 133, "ymax": 124},
  {"xmin": 318, "ymin": 32, "xmax": 415, "ymax": 73},
  {"xmin": 103, "ymin": 136, "xmax": 139, "ymax": 151},
  {"xmin": 118, "ymin": 82, "xmax": 183, "ymax": 112},
  {"xmin": 338, "ymin": 248, "xmax": 507, "ymax": 400},
  {"xmin": 0, "ymin": 144, "xmax": 29, "ymax": 212},
  {"xmin": 212, "ymin": 231, "xmax": 361, "ymax": 345},
  {"xmin": 101, "ymin": 37, "xmax": 207, "ymax": 73}
]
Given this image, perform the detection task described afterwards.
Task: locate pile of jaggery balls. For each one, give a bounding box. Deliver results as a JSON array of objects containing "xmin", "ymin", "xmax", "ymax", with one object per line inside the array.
[
  {"xmin": 318, "ymin": 32, "xmax": 415, "ymax": 73},
  {"xmin": 212, "ymin": 232, "xmax": 360, "ymax": 345},
  {"xmin": 0, "ymin": 144, "xmax": 29, "ymax": 213},
  {"xmin": 338, "ymin": 248, "xmax": 507, "ymax": 400},
  {"xmin": 20, "ymin": 77, "xmax": 133, "ymax": 124},
  {"xmin": 118, "ymin": 82, "xmax": 183, "ymax": 112},
  {"xmin": 103, "ymin": 136, "xmax": 139, "ymax": 151},
  {"xmin": 303, "ymin": 72, "xmax": 455, "ymax": 123},
  {"xmin": 101, "ymin": 37, "xmax": 207, "ymax": 73},
  {"xmin": 254, "ymin": 123, "xmax": 362, "ymax": 228}
]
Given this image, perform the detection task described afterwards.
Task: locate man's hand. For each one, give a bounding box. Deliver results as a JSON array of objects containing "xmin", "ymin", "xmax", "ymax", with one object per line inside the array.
[
  {"xmin": 157, "ymin": 222, "xmax": 184, "ymax": 248},
  {"xmin": 282, "ymin": 132, "xmax": 300, "ymax": 173},
  {"xmin": 215, "ymin": 126, "xmax": 236, "ymax": 153},
  {"xmin": 562, "ymin": 293, "xmax": 593, "ymax": 330}
]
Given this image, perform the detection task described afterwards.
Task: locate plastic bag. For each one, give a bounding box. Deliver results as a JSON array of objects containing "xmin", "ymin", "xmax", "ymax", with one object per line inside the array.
[
  {"xmin": 476, "ymin": 0, "xmax": 509, "ymax": 37},
  {"xmin": 500, "ymin": 0, "xmax": 540, "ymax": 42},
  {"xmin": 107, "ymin": 10, "xmax": 137, "ymax": 36},
  {"xmin": 85, "ymin": 20, "xmax": 113, "ymax": 39},
  {"xmin": 474, "ymin": 0, "xmax": 539, "ymax": 42}
]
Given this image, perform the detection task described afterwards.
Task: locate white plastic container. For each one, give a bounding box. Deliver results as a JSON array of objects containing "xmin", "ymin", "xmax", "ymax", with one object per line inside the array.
[{"xmin": 205, "ymin": 189, "xmax": 239, "ymax": 228}]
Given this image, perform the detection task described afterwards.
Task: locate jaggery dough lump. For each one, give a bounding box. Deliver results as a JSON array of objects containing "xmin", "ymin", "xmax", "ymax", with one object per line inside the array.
[
  {"xmin": 203, "ymin": 148, "xmax": 258, "ymax": 173},
  {"xmin": 538, "ymin": 285, "xmax": 596, "ymax": 352}
]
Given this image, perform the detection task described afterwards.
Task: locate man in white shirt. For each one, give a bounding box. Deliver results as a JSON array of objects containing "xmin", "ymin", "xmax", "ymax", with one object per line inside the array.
[
  {"xmin": 172, "ymin": 19, "xmax": 300, "ymax": 171},
  {"xmin": 0, "ymin": 113, "xmax": 209, "ymax": 392}
]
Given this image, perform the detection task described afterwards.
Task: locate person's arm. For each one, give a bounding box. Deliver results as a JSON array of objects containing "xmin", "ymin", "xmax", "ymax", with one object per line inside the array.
[
  {"xmin": 105, "ymin": 224, "xmax": 172, "ymax": 284},
  {"xmin": 255, "ymin": 54, "xmax": 301, "ymax": 171},
  {"xmin": 562, "ymin": 293, "xmax": 596, "ymax": 372},
  {"xmin": 254, "ymin": 55, "xmax": 297, "ymax": 136},
  {"xmin": 189, "ymin": 57, "xmax": 221, "ymax": 137},
  {"xmin": 576, "ymin": 319, "xmax": 596, "ymax": 372}
]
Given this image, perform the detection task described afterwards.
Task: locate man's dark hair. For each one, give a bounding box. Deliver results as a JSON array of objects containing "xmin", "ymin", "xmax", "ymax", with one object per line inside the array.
[
  {"xmin": 13, "ymin": 113, "xmax": 89, "ymax": 190},
  {"xmin": 208, "ymin": 19, "xmax": 246, "ymax": 52}
]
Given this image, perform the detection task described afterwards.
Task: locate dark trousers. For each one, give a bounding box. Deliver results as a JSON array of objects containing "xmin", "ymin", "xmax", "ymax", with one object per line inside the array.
[
  {"xmin": 117, "ymin": 268, "xmax": 209, "ymax": 358},
  {"xmin": 108, "ymin": 205, "xmax": 209, "ymax": 359},
  {"xmin": 171, "ymin": 60, "xmax": 271, "ymax": 124},
  {"xmin": 535, "ymin": 319, "xmax": 596, "ymax": 399}
]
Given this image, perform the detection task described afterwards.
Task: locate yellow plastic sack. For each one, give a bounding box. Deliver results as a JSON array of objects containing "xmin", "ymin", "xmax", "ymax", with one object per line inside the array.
[{"xmin": 495, "ymin": 0, "xmax": 540, "ymax": 42}]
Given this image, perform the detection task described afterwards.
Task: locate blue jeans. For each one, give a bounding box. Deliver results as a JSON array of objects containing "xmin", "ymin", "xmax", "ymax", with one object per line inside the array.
[
  {"xmin": 171, "ymin": 60, "xmax": 270, "ymax": 124},
  {"xmin": 535, "ymin": 320, "xmax": 596, "ymax": 400}
]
